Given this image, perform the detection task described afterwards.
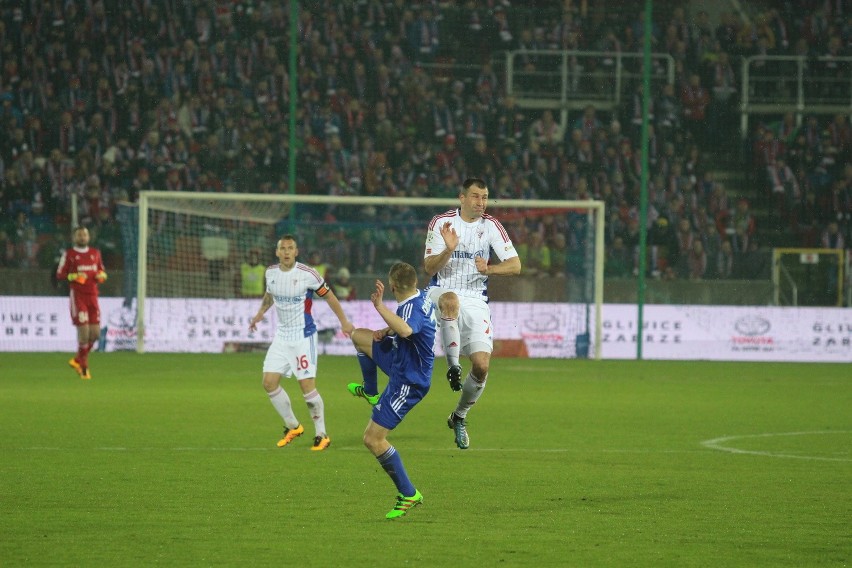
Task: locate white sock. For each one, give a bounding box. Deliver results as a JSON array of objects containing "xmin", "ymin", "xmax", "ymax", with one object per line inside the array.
[
  {"xmin": 304, "ymin": 389, "xmax": 327, "ymax": 437},
  {"xmin": 455, "ymin": 372, "xmax": 486, "ymax": 418},
  {"xmin": 441, "ymin": 317, "xmax": 461, "ymax": 367},
  {"xmin": 268, "ymin": 386, "xmax": 300, "ymax": 429}
]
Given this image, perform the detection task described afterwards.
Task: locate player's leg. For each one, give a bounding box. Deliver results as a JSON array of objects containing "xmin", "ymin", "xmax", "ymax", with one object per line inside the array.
[
  {"xmin": 68, "ymin": 292, "xmax": 93, "ymax": 378},
  {"xmin": 447, "ymin": 348, "xmax": 490, "ymax": 451},
  {"xmin": 349, "ymin": 330, "xmax": 395, "ymax": 405},
  {"xmin": 366, "ymin": 381, "xmax": 427, "ymax": 519},
  {"xmin": 68, "ymin": 322, "xmax": 88, "ymax": 378},
  {"xmin": 262, "ymin": 340, "xmax": 303, "ymax": 447},
  {"xmin": 429, "ymin": 288, "xmax": 462, "ymax": 390},
  {"xmin": 456, "ymin": 349, "xmax": 490, "ymax": 415},
  {"xmin": 447, "ymin": 300, "xmax": 492, "ymax": 449},
  {"xmin": 297, "ymin": 377, "xmax": 330, "ymax": 450},
  {"xmin": 80, "ymin": 299, "xmax": 101, "ymax": 379},
  {"xmin": 349, "ymin": 328, "xmax": 380, "ymax": 401},
  {"xmin": 364, "ymin": 420, "xmax": 421, "ymax": 519},
  {"xmin": 87, "ymin": 299, "xmax": 101, "ymax": 352},
  {"xmin": 293, "ymin": 334, "xmax": 329, "ymax": 450}
]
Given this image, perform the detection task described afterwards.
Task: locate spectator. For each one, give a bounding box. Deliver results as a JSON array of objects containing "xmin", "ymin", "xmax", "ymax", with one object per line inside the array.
[
  {"xmin": 716, "ymin": 239, "xmax": 735, "ymax": 279},
  {"xmin": 519, "ymin": 231, "xmax": 551, "ymax": 277},
  {"xmin": 605, "ymin": 235, "xmax": 632, "ymax": 278},
  {"xmin": 549, "ymin": 233, "xmax": 569, "ymax": 278},
  {"xmin": 680, "ymin": 73, "xmax": 710, "ymax": 148},
  {"xmin": 307, "ymin": 250, "xmax": 329, "ymax": 281},
  {"xmin": 330, "ymin": 267, "xmax": 357, "ymax": 301},
  {"xmin": 235, "ymin": 248, "xmax": 266, "ymax": 299},
  {"xmin": 686, "ymin": 240, "xmax": 707, "ymax": 280}
]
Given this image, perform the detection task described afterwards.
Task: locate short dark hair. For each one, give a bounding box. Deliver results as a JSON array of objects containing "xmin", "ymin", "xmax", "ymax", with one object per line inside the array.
[
  {"xmin": 388, "ymin": 262, "xmax": 418, "ymax": 290},
  {"xmin": 462, "ymin": 178, "xmax": 487, "ymax": 193},
  {"xmin": 278, "ymin": 234, "xmax": 297, "ymax": 246},
  {"xmin": 462, "ymin": 178, "xmax": 488, "ymax": 189}
]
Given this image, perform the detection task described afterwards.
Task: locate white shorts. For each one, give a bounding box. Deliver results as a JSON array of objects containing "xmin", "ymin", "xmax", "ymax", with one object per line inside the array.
[
  {"xmin": 427, "ymin": 287, "xmax": 493, "ymax": 355},
  {"xmin": 262, "ymin": 332, "xmax": 318, "ymax": 379}
]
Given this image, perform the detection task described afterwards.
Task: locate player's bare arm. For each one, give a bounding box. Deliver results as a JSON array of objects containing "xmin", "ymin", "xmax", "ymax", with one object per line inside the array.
[
  {"xmin": 249, "ymin": 292, "xmax": 274, "ymax": 332},
  {"xmin": 476, "ymin": 255, "xmax": 521, "ymax": 276},
  {"xmin": 371, "ymin": 279, "xmax": 413, "ymax": 338},
  {"xmin": 424, "ymin": 222, "xmax": 458, "ymax": 276},
  {"xmin": 324, "ymin": 289, "xmax": 354, "ymax": 337}
]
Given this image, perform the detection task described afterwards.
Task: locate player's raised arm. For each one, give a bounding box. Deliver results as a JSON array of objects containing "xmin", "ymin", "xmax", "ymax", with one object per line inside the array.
[
  {"xmin": 424, "ymin": 221, "xmax": 458, "ymax": 277},
  {"xmin": 370, "ymin": 279, "xmax": 413, "ymax": 338}
]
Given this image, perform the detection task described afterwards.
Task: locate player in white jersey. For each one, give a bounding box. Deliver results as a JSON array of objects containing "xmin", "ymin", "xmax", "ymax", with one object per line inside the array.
[
  {"xmin": 249, "ymin": 235, "xmax": 354, "ymax": 451},
  {"xmin": 424, "ymin": 178, "xmax": 521, "ymax": 449}
]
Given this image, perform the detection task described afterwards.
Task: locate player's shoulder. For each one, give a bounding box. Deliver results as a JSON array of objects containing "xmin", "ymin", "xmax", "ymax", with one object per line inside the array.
[
  {"xmin": 427, "ymin": 208, "xmax": 458, "ymax": 229},
  {"xmin": 482, "ymin": 212, "xmax": 510, "ymax": 234},
  {"xmin": 295, "ymin": 262, "xmax": 323, "ymax": 281}
]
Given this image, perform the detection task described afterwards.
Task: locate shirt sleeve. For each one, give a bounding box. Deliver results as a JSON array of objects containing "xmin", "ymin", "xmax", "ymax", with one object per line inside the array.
[
  {"xmin": 314, "ymin": 281, "xmax": 331, "ymax": 297},
  {"xmin": 424, "ymin": 217, "xmax": 446, "ymax": 258},
  {"xmin": 488, "ymin": 219, "xmax": 518, "ymax": 262}
]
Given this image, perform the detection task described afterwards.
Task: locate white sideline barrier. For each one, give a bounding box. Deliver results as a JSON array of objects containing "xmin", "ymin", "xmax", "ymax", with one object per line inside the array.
[{"xmin": 1, "ymin": 297, "xmax": 850, "ymax": 362}]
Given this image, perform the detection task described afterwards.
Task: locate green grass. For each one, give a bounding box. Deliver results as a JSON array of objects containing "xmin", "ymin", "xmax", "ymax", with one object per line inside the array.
[{"xmin": 1, "ymin": 353, "xmax": 850, "ymax": 567}]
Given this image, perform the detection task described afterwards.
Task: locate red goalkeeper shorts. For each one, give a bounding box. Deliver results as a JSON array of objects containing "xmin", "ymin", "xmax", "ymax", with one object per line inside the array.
[{"xmin": 69, "ymin": 291, "xmax": 101, "ymax": 326}]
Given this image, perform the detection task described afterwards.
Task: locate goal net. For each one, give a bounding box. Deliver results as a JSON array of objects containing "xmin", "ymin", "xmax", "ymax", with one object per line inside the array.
[
  {"xmin": 772, "ymin": 248, "xmax": 845, "ymax": 307},
  {"xmin": 129, "ymin": 192, "xmax": 604, "ymax": 358}
]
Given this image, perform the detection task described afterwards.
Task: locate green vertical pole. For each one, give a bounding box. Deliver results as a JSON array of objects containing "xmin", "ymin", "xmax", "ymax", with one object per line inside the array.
[
  {"xmin": 288, "ymin": 0, "xmax": 298, "ymax": 229},
  {"xmin": 637, "ymin": 0, "xmax": 652, "ymax": 360}
]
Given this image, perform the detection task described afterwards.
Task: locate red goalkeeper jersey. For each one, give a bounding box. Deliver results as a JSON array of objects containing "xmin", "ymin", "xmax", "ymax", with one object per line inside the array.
[{"xmin": 56, "ymin": 246, "xmax": 105, "ymax": 295}]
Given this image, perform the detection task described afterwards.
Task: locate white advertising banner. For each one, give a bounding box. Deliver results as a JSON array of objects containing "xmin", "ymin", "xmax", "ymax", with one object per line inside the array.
[{"xmin": 1, "ymin": 297, "xmax": 850, "ymax": 362}]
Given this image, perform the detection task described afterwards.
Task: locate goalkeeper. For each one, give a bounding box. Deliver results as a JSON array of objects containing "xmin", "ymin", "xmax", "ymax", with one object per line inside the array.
[{"xmin": 56, "ymin": 226, "xmax": 108, "ymax": 380}]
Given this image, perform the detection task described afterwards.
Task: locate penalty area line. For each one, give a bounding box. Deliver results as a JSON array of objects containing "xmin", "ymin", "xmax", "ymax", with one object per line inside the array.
[{"xmin": 700, "ymin": 431, "xmax": 852, "ymax": 462}]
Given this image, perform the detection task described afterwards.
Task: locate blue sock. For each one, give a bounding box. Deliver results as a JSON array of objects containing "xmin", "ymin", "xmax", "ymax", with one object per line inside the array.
[
  {"xmin": 377, "ymin": 446, "xmax": 416, "ymax": 497},
  {"xmin": 357, "ymin": 352, "xmax": 378, "ymax": 396}
]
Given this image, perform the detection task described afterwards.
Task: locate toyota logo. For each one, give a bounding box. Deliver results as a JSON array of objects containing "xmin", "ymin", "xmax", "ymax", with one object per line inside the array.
[{"xmin": 734, "ymin": 315, "xmax": 771, "ymax": 336}]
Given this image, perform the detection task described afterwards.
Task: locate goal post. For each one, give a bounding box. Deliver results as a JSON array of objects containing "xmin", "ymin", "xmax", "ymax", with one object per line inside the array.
[
  {"xmin": 135, "ymin": 191, "xmax": 605, "ymax": 358},
  {"xmin": 772, "ymin": 248, "xmax": 845, "ymax": 307}
]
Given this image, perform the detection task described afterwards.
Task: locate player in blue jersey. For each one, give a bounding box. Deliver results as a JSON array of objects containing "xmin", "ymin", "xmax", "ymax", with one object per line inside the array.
[
  {"xmin": 249, "ymin": 235, "xmax": 354, "ymax": 451},
  {"xmin": 348, "ymin": 262, "xmax": 436, "ymax": 519},
  {"xmin": 424, "ymin": 177, "xmax": 521, "ymax": 450}
]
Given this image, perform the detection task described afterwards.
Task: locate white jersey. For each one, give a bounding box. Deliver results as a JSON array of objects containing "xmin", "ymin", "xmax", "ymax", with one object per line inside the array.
[
  {"xmin": 265, "ymin": 262, "xmax": 330, "ymax": 341},
  {"xmin": 424, "ymin": 208, "xmax": 518, "ymax": 300}
]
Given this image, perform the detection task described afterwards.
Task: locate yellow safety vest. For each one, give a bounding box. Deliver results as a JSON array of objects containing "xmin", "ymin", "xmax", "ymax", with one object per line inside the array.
[{"xmin": 241, "ymin": 263, "xmax": 266, "ymax": 296}]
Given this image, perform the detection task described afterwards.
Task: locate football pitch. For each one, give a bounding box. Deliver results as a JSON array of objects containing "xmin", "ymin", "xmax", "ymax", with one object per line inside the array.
[{"xmin": 1, "ymin": 353, "xmax": 849, "ymax": 567}]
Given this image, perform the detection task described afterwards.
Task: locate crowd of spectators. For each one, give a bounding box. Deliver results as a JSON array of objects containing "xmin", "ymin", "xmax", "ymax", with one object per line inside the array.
[{"xmin": 0, "ymin": 0, "xmax": 849, "ymax": 288}]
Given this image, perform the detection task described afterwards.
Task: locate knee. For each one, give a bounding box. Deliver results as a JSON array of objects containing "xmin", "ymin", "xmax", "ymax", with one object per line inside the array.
[
  {"xmin": 363, "ymin": 430, "xmax": 381, "ymax": 453},
  {"xmin": 351, "ymin": 328, "xmax": 371, "ymax": 354},
  {"xmin": 261, "ymin": 374, "xmax": 279, "ymax": 393},
  {"xmin": 439, "ymin": 292, "xmax": 460, "ymax": 318},
  {"xmin": 471, "ymin": 361, "xmax": 489, "ymax": 383}
]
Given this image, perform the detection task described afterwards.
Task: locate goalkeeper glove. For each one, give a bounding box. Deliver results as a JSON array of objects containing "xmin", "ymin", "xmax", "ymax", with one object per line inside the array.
[
  {"xmin": 95, "ymin": 271, "xmax": 108, "ymax": 283},
  {"xmin": 68, "ymin": 273, "xmax": 87, "ymax": 284}
]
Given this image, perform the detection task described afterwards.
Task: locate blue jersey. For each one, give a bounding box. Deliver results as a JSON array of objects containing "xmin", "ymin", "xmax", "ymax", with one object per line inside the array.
[{"xmin": 388, "ymin": 290, "xmax": 436, "ymax": 388}]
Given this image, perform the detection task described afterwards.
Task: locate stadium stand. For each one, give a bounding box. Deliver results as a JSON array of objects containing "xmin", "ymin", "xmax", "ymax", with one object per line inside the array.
[{"xmin": 0, "ymin": 0, "xmax": 848, "ymax": 296}]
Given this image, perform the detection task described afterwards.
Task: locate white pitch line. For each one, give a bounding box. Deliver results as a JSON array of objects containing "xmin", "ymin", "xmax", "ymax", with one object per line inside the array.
[
  {"xmin": 7, "ymin": 446, "xmax": 704, "ymax": 454},
  {"xmin": 700, "ymin": 431, "xmax": 852, "ymax": 462},
  {"xmin": 5, "ymin": 445, "xmax": 704, "ymax": 454}
]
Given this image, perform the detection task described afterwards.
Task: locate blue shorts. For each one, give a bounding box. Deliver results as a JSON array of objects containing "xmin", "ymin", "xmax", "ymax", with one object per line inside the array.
[{"xmin": 370, "ymin": 337, "xmax": 430, "ymax": 430}]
